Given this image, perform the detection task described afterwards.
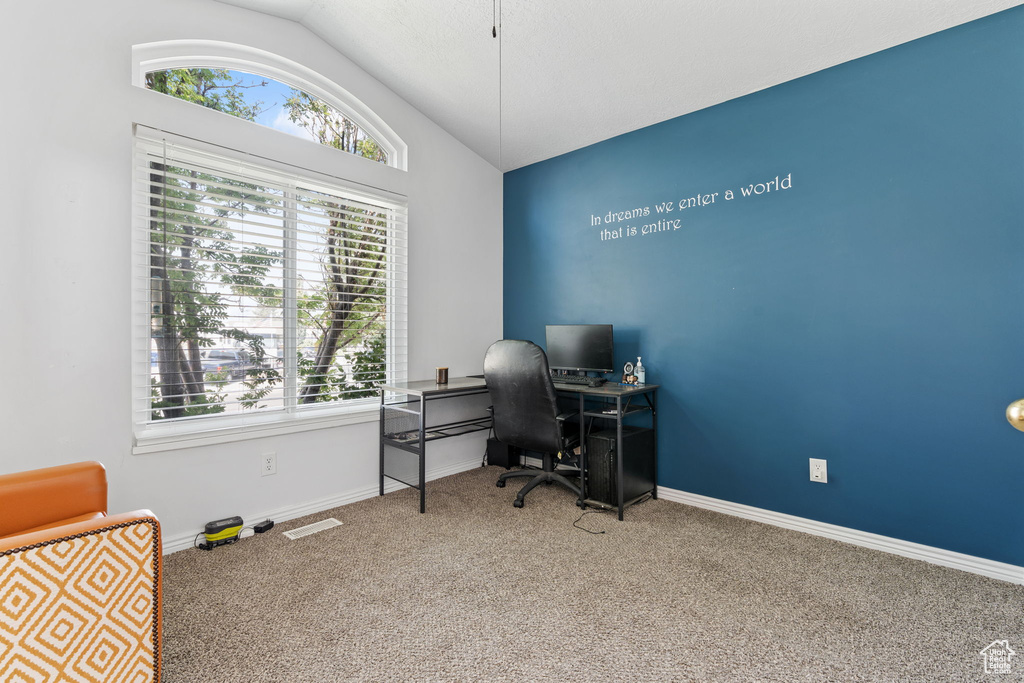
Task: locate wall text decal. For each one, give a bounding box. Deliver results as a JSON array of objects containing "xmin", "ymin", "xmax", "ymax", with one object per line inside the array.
[{"xmin": 591, "ymin": 172, "xmax": 793, "ymax": 241}]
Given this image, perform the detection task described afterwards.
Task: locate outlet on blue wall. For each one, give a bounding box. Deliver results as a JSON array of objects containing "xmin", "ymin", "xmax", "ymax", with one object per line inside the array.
[{"xmin": 503, "ymin": 8, "xmax": 1024, "ymax": 565}]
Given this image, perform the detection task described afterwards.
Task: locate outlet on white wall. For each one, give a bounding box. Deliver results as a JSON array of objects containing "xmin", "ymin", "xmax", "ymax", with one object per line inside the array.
[
  {"xmin": 262, "ymin": 452, "xmax": 277, "ymax": 477},
  {"xmin": 809, "ymin": 458, "xmax": 827, "ymax": 483}
]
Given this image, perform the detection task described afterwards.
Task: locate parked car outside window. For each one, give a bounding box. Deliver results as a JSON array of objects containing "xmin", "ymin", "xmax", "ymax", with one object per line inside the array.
[{"xmin": 201, "ymin": 349, "xmax": 263, "ymax": 380}]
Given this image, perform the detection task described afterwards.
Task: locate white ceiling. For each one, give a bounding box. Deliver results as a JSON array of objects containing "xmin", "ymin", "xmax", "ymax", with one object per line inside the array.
[{"xmin": 216, "ymin": 0, "xmax": 1022, "ymax": 171}]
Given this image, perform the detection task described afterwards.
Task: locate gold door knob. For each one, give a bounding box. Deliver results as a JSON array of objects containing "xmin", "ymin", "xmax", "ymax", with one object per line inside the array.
[{"xmin": 1007, "ymin": 399, "xmax": 1024, "ymax": 432}]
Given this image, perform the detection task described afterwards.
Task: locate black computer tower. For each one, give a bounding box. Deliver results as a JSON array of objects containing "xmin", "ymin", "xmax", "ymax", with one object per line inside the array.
[
  {"xmin": 586, "ymin": 426, "xmax": 655, "ymax": 506},
  {"xmin": 487, "ymin": 438, "xmax": 521, "ymax": 469}
]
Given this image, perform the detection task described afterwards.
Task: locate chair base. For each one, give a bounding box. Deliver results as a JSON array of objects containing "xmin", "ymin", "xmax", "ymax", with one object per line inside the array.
[{"xmin": 496, "ymin": 453, "xmax": 581, "ymax": 508}]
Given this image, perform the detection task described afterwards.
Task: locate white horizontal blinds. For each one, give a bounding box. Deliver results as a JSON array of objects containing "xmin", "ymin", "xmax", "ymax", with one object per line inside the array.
[{"xmin": 134, "ymin": 132, "xmax": 407, "ymax": 427}]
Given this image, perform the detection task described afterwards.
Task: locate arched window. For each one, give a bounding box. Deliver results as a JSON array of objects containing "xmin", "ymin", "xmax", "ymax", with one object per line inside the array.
[
  {"xmin": 131, "ymin": 40, "xmax": 407, "ymax": 170},
  {"xmin": 131, "ymin": 42, "xmax": 408, "ymax": 451},
  {"xmin": 144, "ymin": 68, "xmax": 390, "ymax": 165}
]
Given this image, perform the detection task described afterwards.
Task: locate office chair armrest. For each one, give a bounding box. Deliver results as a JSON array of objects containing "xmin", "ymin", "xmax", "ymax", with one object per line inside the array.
[{"xmin": 555, "ymin": 411, "xmax": 575, "ymax": 422}]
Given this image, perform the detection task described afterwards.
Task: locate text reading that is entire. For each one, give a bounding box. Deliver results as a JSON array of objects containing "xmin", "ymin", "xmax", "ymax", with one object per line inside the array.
[{"xmin": 592, "ymin": 172, "xmax": 793, "ymax": 241}]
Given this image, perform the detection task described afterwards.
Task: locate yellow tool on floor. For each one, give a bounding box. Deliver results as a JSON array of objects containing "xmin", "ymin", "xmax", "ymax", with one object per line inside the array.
[{"xmin": 199, "ymin": 516, "xmax": 243, "ymax": 550}]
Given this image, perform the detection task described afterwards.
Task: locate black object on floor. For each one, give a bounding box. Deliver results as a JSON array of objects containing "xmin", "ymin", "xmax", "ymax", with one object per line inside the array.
[
  {"xmin": 586, "ymin": 426, "xmax": 655, "ymax": 507},
  {"xmin": 487, "ymin": 438, "xmax": 521, "ymax": 469}
]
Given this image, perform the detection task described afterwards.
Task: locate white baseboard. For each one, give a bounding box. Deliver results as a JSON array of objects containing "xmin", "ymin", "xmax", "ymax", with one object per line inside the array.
[
  {"xmin": 657, "ymin": 486, "xmax": 1024, "ymax": 586},
  {"xmin": 162, "ymin": 457, "xmax": 483, "ymax": 554}
]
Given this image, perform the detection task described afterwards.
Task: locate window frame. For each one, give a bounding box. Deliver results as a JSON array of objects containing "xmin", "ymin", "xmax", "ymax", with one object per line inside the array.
[{"xmin": 130, "ymin": 43, "xmax": 409, "ymax": 454}]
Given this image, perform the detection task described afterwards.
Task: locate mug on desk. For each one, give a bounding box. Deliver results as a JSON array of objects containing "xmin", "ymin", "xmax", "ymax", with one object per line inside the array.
[{"xmin": 435, "ymin": 367, "xmax": 448, "ymax": 384}]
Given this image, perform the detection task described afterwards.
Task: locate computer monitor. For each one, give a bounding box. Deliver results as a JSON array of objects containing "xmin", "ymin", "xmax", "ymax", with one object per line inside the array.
[{"xmin": 545, "ymin": 324, "xmax": 614, "ymax": 373}]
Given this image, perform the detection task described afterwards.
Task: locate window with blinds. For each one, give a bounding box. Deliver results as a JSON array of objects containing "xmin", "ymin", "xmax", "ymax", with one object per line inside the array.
[{"xmin": 133, "ymin": 129, "xmax": 407, "ymax": 436}]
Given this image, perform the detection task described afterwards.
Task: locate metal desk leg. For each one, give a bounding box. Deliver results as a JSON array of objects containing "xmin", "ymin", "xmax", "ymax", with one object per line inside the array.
[
  {"xmin": 651, "ymin": 388, "xmax": 658, "ymax": 500},
  {"xmin": 578, "ymin": 392, "xmax": 587, "ymax": 505},
  {"xmin": 616, "ymin": 394, "xmax": 624, "ymax": 521},
  {"xmin": 419, "ymin": 394, "xmax": 426, "ymax": 514},
  {"xmin": 379, "ymin": 393, "xmax": 385, "ymax": 497}
]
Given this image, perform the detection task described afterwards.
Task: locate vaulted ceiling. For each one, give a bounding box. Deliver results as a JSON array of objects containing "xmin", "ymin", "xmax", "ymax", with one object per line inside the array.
[{"xmin": 215, "ymin": 0, "xmax": 1022, "ymax": 171}]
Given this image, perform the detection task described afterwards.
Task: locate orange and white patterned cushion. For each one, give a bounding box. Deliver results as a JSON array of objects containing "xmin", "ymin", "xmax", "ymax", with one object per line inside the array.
[{"xmin": 0, "ymin": 519, "xmax": 160, "ymax": 682}]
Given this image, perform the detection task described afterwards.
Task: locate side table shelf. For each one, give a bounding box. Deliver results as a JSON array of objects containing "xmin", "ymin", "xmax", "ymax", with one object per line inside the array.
[{"xmin": 382, "ymin": 416, "xmax": 493, "ymax": 450}]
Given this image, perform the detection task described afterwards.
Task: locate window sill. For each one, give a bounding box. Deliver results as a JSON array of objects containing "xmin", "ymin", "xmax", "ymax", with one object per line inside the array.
[{"xmin": 132, "ymin": 403, "xmax": 379, "ymax": 454}]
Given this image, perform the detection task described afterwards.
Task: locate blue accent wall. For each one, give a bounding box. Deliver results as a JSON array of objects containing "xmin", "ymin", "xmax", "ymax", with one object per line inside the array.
[{"xmin": 503, "ymin": 8, "xmax": 1024, "ymax": 565}]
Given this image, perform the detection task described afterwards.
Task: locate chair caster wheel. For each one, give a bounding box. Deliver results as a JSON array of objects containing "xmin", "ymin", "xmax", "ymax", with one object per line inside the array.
[
  {"xmin": 513, "ymin": 499, "xmax": 524, "ymax": 508},
  {"xmin": 576, "ymin": 500, "xmax": 586, "ymax": 508},
  {"xmin": 496, "ymin": 480, "xmax": 506, "ymax": 488}
]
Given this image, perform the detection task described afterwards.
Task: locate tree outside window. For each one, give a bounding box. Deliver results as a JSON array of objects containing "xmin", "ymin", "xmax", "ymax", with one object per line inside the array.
[{"xmin": 141, "ymin": 69, "xmax": 402, "ymax": 424}]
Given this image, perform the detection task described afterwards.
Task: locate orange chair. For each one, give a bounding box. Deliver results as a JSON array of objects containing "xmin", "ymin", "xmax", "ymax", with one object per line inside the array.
[{"xmin": 0, "ymin": 461, "xmax": 162, "ymax": 682}]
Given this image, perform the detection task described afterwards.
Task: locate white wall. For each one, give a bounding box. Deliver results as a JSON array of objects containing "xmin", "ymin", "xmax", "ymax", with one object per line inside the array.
[{"xmin": 0, "ymin": 0, "xmax": 503, "ymax": 550}]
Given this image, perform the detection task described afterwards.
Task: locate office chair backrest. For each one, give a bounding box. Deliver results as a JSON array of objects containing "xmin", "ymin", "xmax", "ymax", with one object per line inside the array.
[{"xmin": 484, "ymin": 339, "xmax": 563, "ymax": 455}]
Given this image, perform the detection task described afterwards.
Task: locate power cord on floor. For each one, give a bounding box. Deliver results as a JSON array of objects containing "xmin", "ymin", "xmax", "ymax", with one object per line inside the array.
[
  {"xmin": 573, "ymin": 508, "xmax": 608, "ymax": 535},
  {"xmin": 572, "ymin": 493, "xmax": 653, "ymax": 534}
]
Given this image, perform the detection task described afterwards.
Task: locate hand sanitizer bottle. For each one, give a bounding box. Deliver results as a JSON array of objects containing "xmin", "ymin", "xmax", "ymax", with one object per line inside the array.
[{"xmin": 636, "ymin": 356, "xmax": 645, "ymax": 384}]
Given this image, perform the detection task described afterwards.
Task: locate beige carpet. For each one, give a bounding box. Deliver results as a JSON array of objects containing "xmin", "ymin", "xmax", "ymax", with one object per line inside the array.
[{"xmin": 162, "ymin": 466, "xmax": 1024, "ymax": 682}]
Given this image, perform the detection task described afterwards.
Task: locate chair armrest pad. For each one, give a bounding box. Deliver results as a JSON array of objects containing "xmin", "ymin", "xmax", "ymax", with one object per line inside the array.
[{"xmin": 0, "ymin": 461, "xmax": 107, "ymax": 537}]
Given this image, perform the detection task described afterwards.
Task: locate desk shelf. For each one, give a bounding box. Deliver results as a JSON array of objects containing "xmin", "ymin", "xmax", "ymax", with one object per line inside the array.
[
  {"xmin": 383, "ymin": 416, "xmax": 492, "ymax": 452},
  {"xmin": 583, "ymin": 403, "xmax": 652, "ymax": 420}
]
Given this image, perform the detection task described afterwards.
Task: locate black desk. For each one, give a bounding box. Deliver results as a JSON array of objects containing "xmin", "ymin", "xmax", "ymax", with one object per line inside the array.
[
  {"xmin": 379, "ymin": 376, "xmax": 658, "ymax": 519},
  {"xmin": 379, "ymin": 377, "xmax": 491, "ymax": 513},
  {"xmin": 552, "ymin": 381, "xmax": 659, "ymax": 520}
]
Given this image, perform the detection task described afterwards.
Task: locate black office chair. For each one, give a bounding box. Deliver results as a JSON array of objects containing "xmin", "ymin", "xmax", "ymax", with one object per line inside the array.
[{"xmin": 484, "ymin": 339, "xmax": 582, "ymax": 508}]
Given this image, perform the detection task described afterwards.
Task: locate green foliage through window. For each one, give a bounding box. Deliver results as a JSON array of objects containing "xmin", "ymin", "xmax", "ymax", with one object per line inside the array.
[
  {"xmin": 145, "ymin": 68, "xmax": 388, "ymax": 165},
  {"xmin": 139, "ymin": 67, "xmax": 402, "ymax": 424},
  {"xmin": 142, "ymin": 139, "xmax": 398, "ymax": 421}
]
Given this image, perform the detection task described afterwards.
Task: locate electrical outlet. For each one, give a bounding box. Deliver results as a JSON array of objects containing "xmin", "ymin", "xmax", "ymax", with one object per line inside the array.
[
  {"xmin": 809, "ymin": 458, "xmax": 827, "ymax": 483},
  {"xmin": 262, "ymin": 452, "xmax": 277, "ymax": 477}
]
